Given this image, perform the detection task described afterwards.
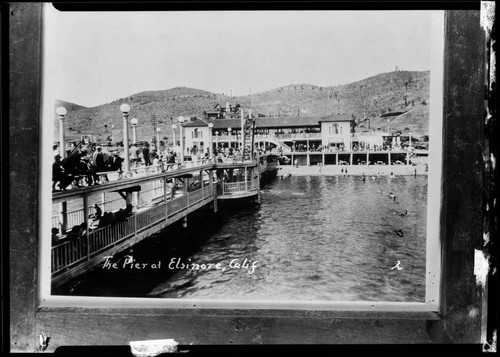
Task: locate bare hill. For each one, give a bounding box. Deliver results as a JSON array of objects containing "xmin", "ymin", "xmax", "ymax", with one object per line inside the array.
[{"xmin": 53, "ymin": 70, "xmax": 430, "ymax": 144}]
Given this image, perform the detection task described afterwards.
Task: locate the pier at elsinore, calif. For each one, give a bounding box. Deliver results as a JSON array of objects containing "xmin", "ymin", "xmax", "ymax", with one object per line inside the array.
[{"xmin": 46, "ymin": 10, "xmax": 434, "ymax": 302}]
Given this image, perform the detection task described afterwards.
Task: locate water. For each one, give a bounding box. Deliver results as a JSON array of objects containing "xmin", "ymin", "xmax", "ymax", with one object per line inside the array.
[{"xmin": 57, "ymin": 175, "xmax": 427, "ymax": 302}]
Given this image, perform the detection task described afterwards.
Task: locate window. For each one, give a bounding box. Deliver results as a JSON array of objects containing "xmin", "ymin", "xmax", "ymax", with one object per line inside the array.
[{"xmin": 333, "ymin": 124, "xmax": 339, "ymax": 134}]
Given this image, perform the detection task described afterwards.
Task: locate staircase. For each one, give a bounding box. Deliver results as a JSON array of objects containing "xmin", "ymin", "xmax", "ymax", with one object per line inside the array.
[
  {"xmin": 254, "ymin": 135, "xmax": 292, "ymax": 152},
  {"xmin": 241, "ymin": 117, "xmax": 255, "ymax": 161}
]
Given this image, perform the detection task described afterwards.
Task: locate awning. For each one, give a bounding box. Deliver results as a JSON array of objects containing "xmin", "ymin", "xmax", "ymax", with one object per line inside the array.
[{"xmin": 328, "ymin": 138, "xmax": 344, "ymax": 144}]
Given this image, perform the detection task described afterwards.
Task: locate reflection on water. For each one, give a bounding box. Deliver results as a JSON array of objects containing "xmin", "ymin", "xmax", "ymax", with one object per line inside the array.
[{"xmin": 147, "ymin": 175, "xmax": 427, "ymax": 302}]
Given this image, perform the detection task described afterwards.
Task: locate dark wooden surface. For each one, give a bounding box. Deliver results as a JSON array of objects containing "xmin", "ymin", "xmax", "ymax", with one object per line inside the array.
[
  {"xmin": 7, "ymin": 4, "xmax": 491, "ymax": 351},
  {"xmin": 36, "ymin": 309, "xmax": 440, "ymax": 347},
  {"xmin": 440, "ymin": 10, "xmax": 486, "ymax": 343},
  {"xmin": 9, "ymin": 2, "xmax": 41, "ymax": 352}
]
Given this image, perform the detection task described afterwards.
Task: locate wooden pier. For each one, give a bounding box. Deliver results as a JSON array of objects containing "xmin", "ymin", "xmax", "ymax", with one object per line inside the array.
[{"xmin": 51, "ymin": 161, "xmax": 262, "ymax": 287}]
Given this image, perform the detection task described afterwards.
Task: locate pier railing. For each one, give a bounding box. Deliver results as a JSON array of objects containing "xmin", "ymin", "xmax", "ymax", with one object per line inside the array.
[
  {"xmin": 51, "ymin": 183, "xmax": 216, "ymax": 274},
  {"xmin": 52, "ymin": 181, "xmax": 167, "ymax": 229},
  {"xmin": 275, "ymin": 132, "xmax": 322, "ymax": 140}
]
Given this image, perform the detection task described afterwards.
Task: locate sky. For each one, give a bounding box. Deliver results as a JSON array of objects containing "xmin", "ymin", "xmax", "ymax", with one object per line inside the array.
[{"xmin": 44, "ymin": 7, "xmax": 442, "ymax": 107}]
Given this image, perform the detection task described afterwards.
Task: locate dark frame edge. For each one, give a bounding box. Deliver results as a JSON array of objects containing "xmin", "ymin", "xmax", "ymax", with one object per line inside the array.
[{"xmin": 7, "ymin": 3, "xmax": 491, "ymax": 351}]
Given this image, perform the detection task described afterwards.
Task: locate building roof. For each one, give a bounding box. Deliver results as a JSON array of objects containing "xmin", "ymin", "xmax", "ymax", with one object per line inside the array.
[
  {"xmin": 183, "ymin": 114, "xmax": 353, "ymax": 130},
  {"xmin": 183, "ymin": 118, "xmax": 208, "ymax": 127},
  {"xmin": 319, "ymin": 113, "xmax": 355, "ymax": 122}
]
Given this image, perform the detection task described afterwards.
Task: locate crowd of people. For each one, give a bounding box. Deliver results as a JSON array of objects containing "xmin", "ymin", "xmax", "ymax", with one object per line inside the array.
[
  {"xmin": 289, "ymin": 142, "xmax": 415, "ymax": 153},
  {"xmin": 50, "ymin": 140, "xmax": 345, "ymax": 192},
  {"xmin": 52, "ymin": 143, "xmax": 123, "ymax": 191},
  {"xmin": 96, "ymin": 204, "xmax": 133, "ymax": 229}
]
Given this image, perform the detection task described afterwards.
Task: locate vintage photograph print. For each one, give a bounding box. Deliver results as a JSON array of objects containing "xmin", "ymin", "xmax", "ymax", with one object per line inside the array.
[{"xmin": 41, "ymin": 7, "xmax": 444, "ymax": 305}]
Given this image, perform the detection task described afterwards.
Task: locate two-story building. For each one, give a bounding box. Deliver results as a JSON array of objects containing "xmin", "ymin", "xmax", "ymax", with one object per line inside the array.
[{"xmin": 182, "ymin": 113, "xmax": 356, "ymax": 154}]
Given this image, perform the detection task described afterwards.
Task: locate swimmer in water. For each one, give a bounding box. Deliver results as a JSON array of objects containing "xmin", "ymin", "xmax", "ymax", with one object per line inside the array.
[
  {"xmin": 394, "ymin": 229, "xmax": 404, "ymax": 237},
  {"xmin": 388, "ymin": 192, "xmax": 396, "ymax": 200},
  {"xmin": 400, "ymin": 209, "xmax": 408, "ymax": 216}
]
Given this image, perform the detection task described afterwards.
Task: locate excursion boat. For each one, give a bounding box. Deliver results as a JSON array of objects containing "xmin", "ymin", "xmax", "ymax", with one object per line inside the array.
[
  {"xmin": 257, "ymin": 153, "xmax": 279, "ymax": 184},
  {"xmin": 216, "ymin": 161, "xmax": 260, "ymax": 203}
]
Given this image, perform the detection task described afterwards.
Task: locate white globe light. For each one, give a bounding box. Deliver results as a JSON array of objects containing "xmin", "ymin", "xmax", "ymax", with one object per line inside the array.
[
  {"xmin": 208, "ymin": 123, "xmax": 214, "ymax": 128},
  {"xmin": 172, "ymin": 124, "xmax": 177, "ymax": 130},
  {"xmin": 177, "ymin": 116, "xmax": 185, "ymax": 123},
  {"xmin": 131, "ymin": 118, "xmax": 138, "ymax": 125},
  {"xmin": 157, "ymin": 127, "xmax": 161, "ymax": 132},
  {"xmin": 228, "ymin": 127, "xmax": 232, "ymax": 131},
  {"xmin": 55, "ymin": 107, "xmax": 67, "ymax": 116},
  {"xmin": 120, "ymin": 103, "xmax": 130, "ymax": 113}
]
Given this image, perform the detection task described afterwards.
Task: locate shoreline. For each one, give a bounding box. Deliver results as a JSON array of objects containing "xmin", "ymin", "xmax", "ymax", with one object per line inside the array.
[{"xmin": 276, "ymin": 164, "xmax": 427, "ymax": 176}]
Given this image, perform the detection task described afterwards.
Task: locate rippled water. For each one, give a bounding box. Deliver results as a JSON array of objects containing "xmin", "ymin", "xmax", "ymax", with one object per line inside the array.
[{"xmin": 146, "ymin": 175, "xmax": 428, "ymax": 302}]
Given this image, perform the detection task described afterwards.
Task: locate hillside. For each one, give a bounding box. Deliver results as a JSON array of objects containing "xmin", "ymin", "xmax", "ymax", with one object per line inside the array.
[{"xmin": 53, "ymin": 70, "xmax": 430, "ymax": 144}]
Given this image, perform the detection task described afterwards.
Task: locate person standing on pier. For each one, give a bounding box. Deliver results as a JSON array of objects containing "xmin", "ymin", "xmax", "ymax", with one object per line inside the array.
[
  {"xmin": 129, "ymin": 143, "xmax": 140, "ymax": 168},
  {"xmin": 93, "ymin": 146, "xmax": 106, "ymax": 172},
  {"xmin": 165, "ymin": 149, "xmax": 176, "ymax": 171},
  {"xmin": 142, "ymin": 144, "xmax": 151, "ymax": 166},
  {"xmin": 167, "ymin": 179, "xmax": 176, "ymax": 199},
  {"xmin": 91, "ymin": 146, "xmax": 107, "ymax": 182}
]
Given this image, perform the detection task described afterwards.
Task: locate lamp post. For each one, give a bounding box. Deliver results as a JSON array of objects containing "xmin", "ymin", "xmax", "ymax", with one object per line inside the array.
[
  {"xmin": 120, "ymin": 103, "xmax": 131, "ymax": 177},
  {"xmin": 172, "ymin": 124, "xmax": 177, "ymax": 150},
  {"xmin": 177, "ymin": 116, "xmax": 185, "ymax": 164},
  {"xmin": 208, "ymin": 123, "xmax": 214, "ymax": 159},
  {"xmin": 228, "ymin": 127, "xmax": 232, "ymax": 149},
  {"xmin": 409, "ymin": 131, "xmax": 412, "ymax": 150},
  {"xmin": 156, "ymin": 127, "xmax": 161, "ymax": 152},
  {"xmin": 240, "ymin": 110, "xmax": 244, "ymax": 150},
  {"xmin": 131, "ymin": 117, "xmax": 138, "ymax": 144},
  {"xmin": 56, "ymin": 106, "xmax": 67, "ymax": 158},
  {"xmin": 215, "ymin": 131, "xmax": 219, "ymax": 151}
]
